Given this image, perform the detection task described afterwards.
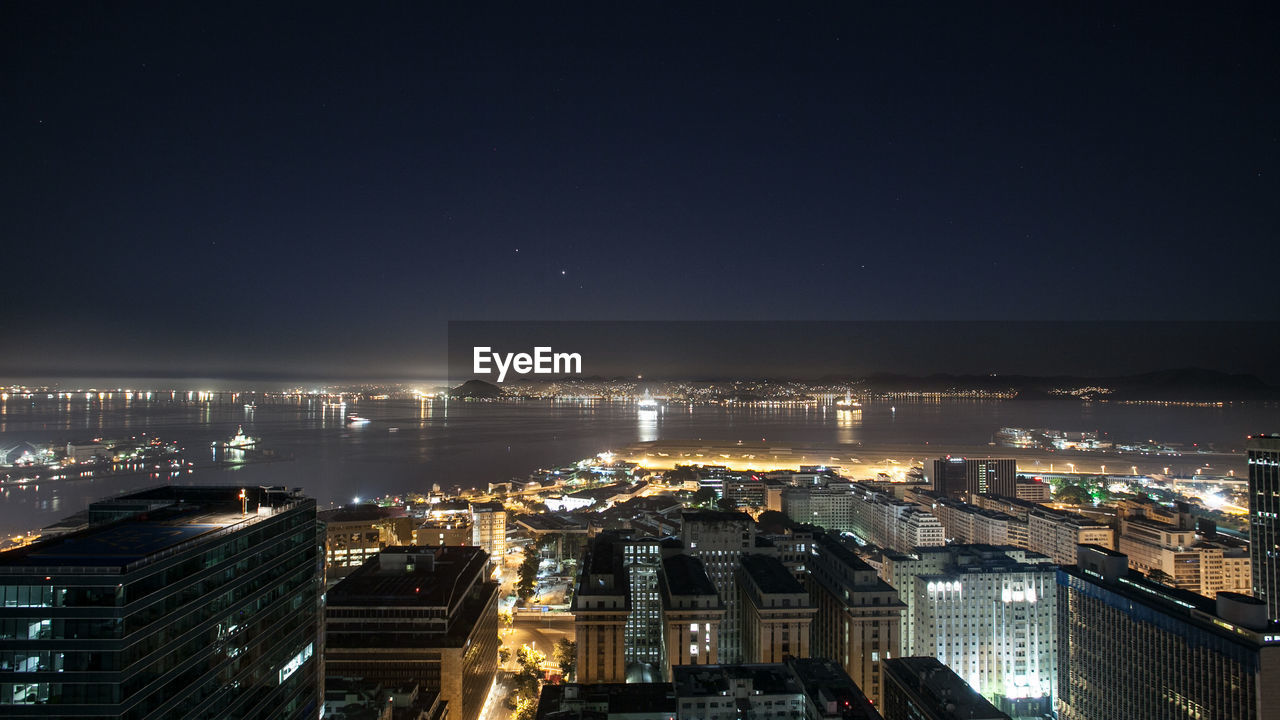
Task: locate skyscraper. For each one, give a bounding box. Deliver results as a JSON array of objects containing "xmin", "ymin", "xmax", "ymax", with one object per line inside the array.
[
  {"xmin": 470, "ymin": 501, "xmax": 507, "ymax": 573},
  {"xmin": 929, "ymin": 457, "xmax": 968, "ymax": 498},
  {"xmin": 965, "ymin": 459, "xmax": 1017, "ymax": 498},
  {"xmin": 1248, "ymin": 434, "xmax": 1280, "ymax": 619},
  {"xmin": 681, "ymin": 511, "xmax": 756, "ymax": 663},
  {"xmin": 1058, "ymin": 544, "xmax": 1280, "ymax": 720},
  {"xmin": 0, "ymin": 486, "xmax": 323, "ymax": 718}
]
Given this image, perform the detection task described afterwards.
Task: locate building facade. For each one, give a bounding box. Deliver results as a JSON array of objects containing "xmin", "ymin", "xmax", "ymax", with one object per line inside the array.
[
  {"xmin": 470, "ymin": 502, "xmax": 507, "ymax": 572},
  {"xmin": 1058, "ymin": 544, "xmax": 1280, "ymax": 720},
  {"xmin": 573, "ymin": 535, "xmax": 630, "ymax": 683},
  {"xmin": 739, "ymin": 554, "xmax": 815, "ymax": 663},
  {"xmin": 681, "ymin": 512, "xmax": 756, "ymax": 663},
  {"xmin": 881, "ymin": 657, "xmax": 1010, "ymax": 720},
  {"xmin": 1249, "ymin": 435, "xmax": 1280, "ymax": 619},
  {"xmin": 325, "ymin": 546, "xmax": 499, "ymax": 720},
  {"xmin": 0, "ymin": 486, "xmax": 323, "ymax": 718}
]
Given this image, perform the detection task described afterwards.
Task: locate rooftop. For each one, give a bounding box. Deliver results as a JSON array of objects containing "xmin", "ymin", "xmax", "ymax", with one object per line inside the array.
[
  {"xmin": 0, "ymin": 485, "xmax": 308, "ymax": 570},
  {"xmin": 662, "ymin": 554, "xmax": 718, "ymax": 597},
  {"xmin": 327, "ymin": 545, "xmax": 489, "ymax": 609},
  {"xmin": 882, "ymin": 657, "xmax": 1009, "ymax": 720},
  {"xmin": 742, "ymin": 553, "xmax": 806, "ymax": 595},
  {"xmin": 673, "ymin": 664, "xmax": 804, "ymax": 698},
  {"xmin": 787, "ymin": 658, "xmax": 881, "ymax": 720}
]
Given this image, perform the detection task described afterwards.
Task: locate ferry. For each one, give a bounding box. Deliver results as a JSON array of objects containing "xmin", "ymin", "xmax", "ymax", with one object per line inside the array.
[
  {"xmin": 346, "ymin": 414, "xmax": 371, "ymax": 425},
  {"xmin": 221, "ymin": 426, "xmax": 259, "ymax": 449},
  {"xmin": 835, "ymin": 391, "xmax": 862, "ymax": 409},
  {"xmin": 637, "ymin": 390, "xmax": 660, "ymax": 410}
]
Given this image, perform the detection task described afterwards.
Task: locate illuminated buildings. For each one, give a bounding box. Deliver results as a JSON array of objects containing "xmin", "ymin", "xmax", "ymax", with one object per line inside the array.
[
  {"xmin": 573, "ymin": 535, "xmax": 630, "ymax": 683},
  {"xmin": 882, "ymin": 545, "xmax": 1056, "ymax": 716},
  {"xmin": 469, "ymin": 501, "xmax": 507, "ymax": 571},
  {"xmin": 1248, "ymin": 434, "xmax": 1280, "ymax": 619},
  {"xmin": 966, "ymin": 459, "xmax": 1018, "ymax": 499},
  {"xmin": 781, "ymin": 484, "xmax": 858, "ymax": 532},
  {"xmin": 739, "ymin": 554, "xmax": 816, "ymax": 663},
  {"xmin": 413, "ymin": 516, "xmax": 471, "ymax": 547},
  {"xmin": 622, "ymin": 535, "xmax": 666, "ymax": 670},
  {"xmin": 807, "ymin": 531, "xmax": 904, "ymax": 707},
  {"xmin": 1025, "ymin": 508, "xmax": 1113, "ymax": 566},
  {"xmin": 881, "ymin": 657, "xmax": 1010, "ymax": 720},
  {"xmin": 1058, "ymin": 545, "xmax": 1280, "ymax": 720},
  {"xmin": 324, "ymin": 546, "xmax": 499, "ymax": 720},
  {"xmin": 1117, "ymin": 514, "xmax": 1250, "ymax": 597},
  {"xmin": 0, "ymin": 486, "xmax": 323, "ymax": 718},
  {"xmin": 681, "ymin": 511, "xmax": 756, "ymax": 663},
  {"xmin": 320, "ymin": 504, "xmax": 414, "ymax": 580},
  {"xmin": 659, "ymin": 554, "xmax": 724, "ymax": 675}
]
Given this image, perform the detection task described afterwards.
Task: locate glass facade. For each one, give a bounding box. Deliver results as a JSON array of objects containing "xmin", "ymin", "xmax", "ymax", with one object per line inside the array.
[{"xmin": 0, "ymin": 487, "xmax": 323, "ymax": 719}]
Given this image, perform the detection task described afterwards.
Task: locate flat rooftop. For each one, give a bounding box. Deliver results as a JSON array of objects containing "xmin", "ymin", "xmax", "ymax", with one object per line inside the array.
[
  {"xmin": 673, "ymin": 664, "xmax": 803, "ymax": 698},
  {"xmin": 883, "ymin": 657, "xmax": 1008, "ymax": 720},
  {"xmin": 742, "ymin": 553, "xmax": 805, "ymax": 595},
  {"xmin": 327, "ymin": 546, "xmax": 488, "ymax": 608},
  {"xmin": 662, "ymin": 554, "xmax": 717, "ymax": 596},
  {"xmin": 0, "ymin": 486, "xmax": 305, "ymax": 569},
  {"xmin": 787, "ymin": 658, "xmax": 881, "ymax": 720}
]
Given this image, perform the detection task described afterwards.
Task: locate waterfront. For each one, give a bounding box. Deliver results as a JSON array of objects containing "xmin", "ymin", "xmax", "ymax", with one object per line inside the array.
[{"xmin": 0, "ymin": 392, "xmax": 1274, "ymax": 536}]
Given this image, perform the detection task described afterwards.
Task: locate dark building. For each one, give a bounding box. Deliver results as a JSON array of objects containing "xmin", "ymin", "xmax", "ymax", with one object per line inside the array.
[
  {"xmin": 0, "ymin": 485, "xmax": 323, "ymax": 718},
  {"xmin": 786, "ymin": 657, "xmax": 882, "ymax": 720},
  {"xmin": 536, "ymin": 682, "xmax": 676, "ymax": 720},
  {"xmin": 1057, "ymin": 544, "xmax": 1280, "ymax": 720},
  {"xmin": 966, "ymin": 459, "xmax": 1017, "ymax": 499},
  {"xmin": 325, "ymin": 546, "xmax": 499, "ymax": 720},
  {"xmin": 929, "ymin": 457, "xmax": 968, "ymax": 498},
  {"xmin": 881, "ymin": 657, "xmax": 1010, "ymax": 720},
  {"xmin": 1249, "ymin": 434, "xmax": 1280, "ymax": 620}
]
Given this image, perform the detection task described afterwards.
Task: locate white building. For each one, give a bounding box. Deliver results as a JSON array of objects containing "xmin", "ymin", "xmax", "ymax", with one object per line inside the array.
[{"xmin": 883, "ymin": 545, "xmax": 1057, "ymax": 717}]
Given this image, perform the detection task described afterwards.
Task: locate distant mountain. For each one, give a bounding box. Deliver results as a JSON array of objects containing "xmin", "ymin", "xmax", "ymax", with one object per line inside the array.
[
  {"xmin": 860, "ymin": 368, "xmax": 1277, "ymax": 401},
  {"xmin": 449, "ymin": 379, "xmax": 504, "ymax": 399}
]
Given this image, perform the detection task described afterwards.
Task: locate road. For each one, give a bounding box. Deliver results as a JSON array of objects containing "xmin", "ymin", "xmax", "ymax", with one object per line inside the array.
[{"xmin": 507, "ymin": 614, "xmax": 575, "ymax": 663}]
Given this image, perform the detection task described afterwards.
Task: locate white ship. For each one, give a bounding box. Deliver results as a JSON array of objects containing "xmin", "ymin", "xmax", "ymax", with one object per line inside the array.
[{"xmin": 835, "ymin": 391, "xmax": 862, "ymax": 409}]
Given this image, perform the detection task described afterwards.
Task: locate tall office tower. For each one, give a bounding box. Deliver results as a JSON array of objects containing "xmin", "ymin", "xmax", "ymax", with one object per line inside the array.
[
  {"xmin": 469, "ymin": 501, "xmax": 507, "ymax": 572},
  {"xmin": 1058, "ymin": 545, "xmax": 1280, "ymax": 720},
  {"xmin": 621, "ymin": 535, "xmax": 665, "ymax": 670},
  {"xmin": 681, "ymin": 511, "xmax": 756, "ymax": 663},
  {"xmin": 883, "ymin": 546, "xmax": 1056, "ymax": 717},
  {"xmin": 929, "ymin": 457, "xmax": 968, "ymax": 498},
  {"xmin": 658, "ymin": 555, "xmax": 724, "ymax": 676},
  {"xmin": 0, "ymin": 486, "xmax": 323, "ymax": 718},
  {"xmin": 325, "ymin": 546, "xmax": 499, "ymax": 720},
  {"xmin": 1249, "ymin": 434, "xmax": 1280, "ymax": 619},
  {"xmin": 739, "ymin": 554, "xmax": 816, "ymax": 663},
  {"xmin": 807, "ymin": 531, "xmax": 904, "ymax": 707},
  {"xmin": 965, "ymin": 459, "xmax": 1017, "ymax": 498},
  {"xmin": 881, "ymin": 657, "xmax": 1011, "ymax": 720},
  {"xmin": 573, "ymin": 535, "xmax": 629, "ymax": 683}
]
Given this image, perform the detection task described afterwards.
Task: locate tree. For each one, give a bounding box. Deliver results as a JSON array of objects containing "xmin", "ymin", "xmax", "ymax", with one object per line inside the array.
[
  {"xmin": 1147, "ymin": 568, "xmax": 1174, "ymax": 586},
  {"xmin": 757, "ymin": 510, "xmax": 794, "ymax": 534},
  {"xmin": 553, "ymin": 638, "xmax": 577, "ymax": 679},
  {"xmin": 499, "ymin": 647, "xmax": 511, "ymax": 665},
  {"xmin": 1053, "ymin": 485, "xmax": 1091, "ymax": 505},
  {"xmin": 715, "ymin": 496, "xmax": 737, "ymax": 511},
  {"xmin": 517, "ymin": 551, "xmax": 540, "ymax": 603},
  {"xmin": 691, "ymin": 487, "xmax": 717, "ymax": 506}
]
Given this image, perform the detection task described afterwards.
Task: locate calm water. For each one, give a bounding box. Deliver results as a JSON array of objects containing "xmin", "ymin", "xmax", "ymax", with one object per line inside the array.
[{"xmin": 0, "ymin": 393, "xmax": 1275, "ymax": 536}]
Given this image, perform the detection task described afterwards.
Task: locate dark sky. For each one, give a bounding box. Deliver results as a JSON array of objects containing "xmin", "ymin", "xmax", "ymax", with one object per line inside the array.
[{"xmin": 2, "ymin": 3, "xmax": 1276, "ymax": 380}]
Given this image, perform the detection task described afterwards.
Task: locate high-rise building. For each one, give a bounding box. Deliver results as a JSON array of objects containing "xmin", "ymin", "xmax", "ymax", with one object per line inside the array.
[
  {"xmin": 739, "ymin": 554, "xmax": 816, "ymax": 663},
  {"xmin": 621, "ymin": 535, "xmax": 665, "ymax": 670},
  {"xmin": 881, "ymin": 657, "xmax": 1010, "ymax": 720},
  {"xmin": 325, "ymin": 546, "xmax": 499, "ymax": 720},
  {"xmin": 1026, "ymin": 508, "xmax": 1113, "ymax": 566},
  {"xmin": 782, "ymin": 484, "xmax": 858, "ymax": 532},
  {"xmin": 1117, "ymin": 514, "xmax": 1251, "ymax": 596},
  {"xmin": 1058, "ymin": 544, "xmax": 1280, "ymax": 720},
  {"xmin": 807, "ymin": 531, "xmax": 904, "ymax": 707},
  {"xmin": 573, "ymin": 535, "xmax": 629, "ymax": 684},
  {"xmin": 929, "ymin": 457, "xmax": 968, "ymax": 498},
  {"xmin": 320, "ymin": 504, "xmax": 414, "ymax": 581},
  {"xmin": 1248, "ymin": 434, "xmax": 1280, "ymax": 619},
  {"xmin": 681, "ymin": 511, "xmax": 756, "ymax": 663},
  {"xmin": 965, "ymin": 459, "xmax": 1018, "ymax": 499},
  {"xmin": 658, "ymin": 555, "xmax": 724, "ymax": 675},
  {"xmin": 469, "ymin": 501, "xmax": 507, "ymax": 572},
  {"xmin": 0, "ymin": 486, "xmax": 323, "ymax": 718},
  {"xmin": 883, "ymin": 545, "xmax": 1057, "ymax": 717}
]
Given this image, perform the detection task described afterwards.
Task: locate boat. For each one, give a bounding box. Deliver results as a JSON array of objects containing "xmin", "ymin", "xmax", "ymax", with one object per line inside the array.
[
  {"xmin": 836, "ymin": 391, "xmax": 862, "ymax": 409},
  {"xmin": 637, "ymin": 390, "xmax": 660, "ymax": 410},
  {"xmin": 222, "ymin": 426, "xmax": 258, "ymax": 449},
  {"xmin": 347, "ymin": 414, "xmax": 371, "ymax": 425}
]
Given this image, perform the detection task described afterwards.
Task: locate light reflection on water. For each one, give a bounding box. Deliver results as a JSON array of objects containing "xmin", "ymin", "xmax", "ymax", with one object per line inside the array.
[{"xmin": 0, "ymin": 393, "xmax": 1273, "ymax": 536}]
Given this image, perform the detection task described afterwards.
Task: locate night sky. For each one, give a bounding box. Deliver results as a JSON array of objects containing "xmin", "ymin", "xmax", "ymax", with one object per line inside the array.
[{"xmin": 2, "ymin": 4, "xmax": 1276, "ymax": 380}]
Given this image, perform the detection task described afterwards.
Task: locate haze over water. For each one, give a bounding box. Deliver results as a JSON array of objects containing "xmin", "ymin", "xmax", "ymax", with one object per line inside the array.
[{"xmin": 0, "ymin": 393, "xmax": 1274, "ymax": 536}]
